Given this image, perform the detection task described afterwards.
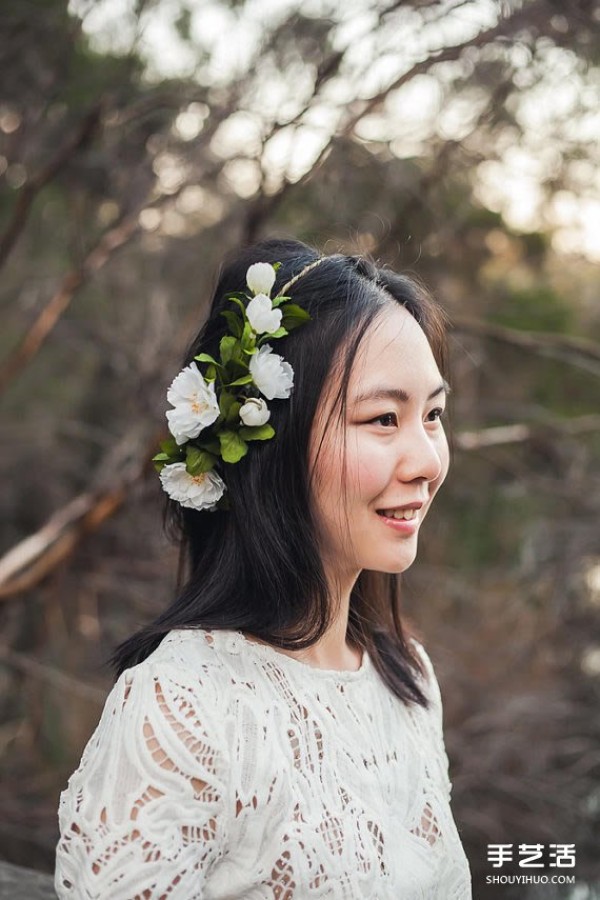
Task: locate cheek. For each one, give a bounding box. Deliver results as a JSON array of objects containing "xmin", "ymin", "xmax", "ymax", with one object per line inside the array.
[
  {"xmin": 343, "ymin": 433, "xmax": 391, "ymax": 500},
  {"xmin": 432, "ymin": 430, "xmax": 450, "ymax": 491},
  {"xmin": 313, "ymin": 432, "xmax": 386, "ymax": 516},
  {"xmin": 309, "ymin": 430, "xmax": 346, "ymax": 523}
]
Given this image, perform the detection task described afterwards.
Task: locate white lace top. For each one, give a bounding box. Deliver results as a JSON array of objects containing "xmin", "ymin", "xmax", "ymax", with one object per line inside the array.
[{"xmin": 55, "ymin": 628, "xmax": 472, "ymax": 899}]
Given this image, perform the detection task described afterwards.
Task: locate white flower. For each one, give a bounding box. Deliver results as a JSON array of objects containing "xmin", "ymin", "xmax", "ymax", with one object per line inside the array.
[
  {"xmin": 246, "ymin": 262, "xmax": 276, "ymax": 296},
  {"xmin": 239, "ymin": 397, "xmax": 270, "ymax": 426},
  {"xmin": 159, "ymin": 463, "xmax": 225, "ymax": 511},
  {"xmin": 166, "ymin": 362, "xmax": 220, "ymax": 446},
  {"xmin": 246, "ymin": 293, "xmax": 282, "ymax": 335},
  {"xmin": 249, "ymin": 344, "xmax": 294, "ymax": 400}
]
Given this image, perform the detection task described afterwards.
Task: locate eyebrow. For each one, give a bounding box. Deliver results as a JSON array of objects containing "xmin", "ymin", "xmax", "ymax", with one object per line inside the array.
[{"xmin": 352, "ymin": 379, "xmax": 451, "ymax": 405}]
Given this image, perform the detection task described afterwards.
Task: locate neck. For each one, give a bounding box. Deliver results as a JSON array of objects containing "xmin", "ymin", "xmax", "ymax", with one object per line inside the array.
[
  {"xmin": 244, "ymin": 568, "xmax": 363, "ymax": 672},
  {"xmin": 287, "ymin": 566, "xmax": 361, "ymax": 670}
]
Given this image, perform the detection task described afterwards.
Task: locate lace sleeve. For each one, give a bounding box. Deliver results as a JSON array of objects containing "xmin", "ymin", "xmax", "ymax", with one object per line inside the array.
[
  {"xmin": 412, "ymin": 640, "xmax": 454, "ymax": 802},
  {"xmin": 55, "ymin": 661, "xmax": 229, "ymax": 899}
]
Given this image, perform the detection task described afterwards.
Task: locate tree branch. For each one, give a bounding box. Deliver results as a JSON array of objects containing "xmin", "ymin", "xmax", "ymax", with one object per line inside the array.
[
  {"xmin": 0, "ymin": 428, "xmax": 159, "ymax": 599},
  {"xmin": 453, "ymin": 415, "xmax": 600, "ymax": 451},
  {"xmin": 0, "ymin": 210, "xmax": 140, "ymax": 396},
  {"xmin": 0, "ymin": 645, "xmax": 105, "ymax": 703},
  {"xmin": 0, "ymin": 102, "xmax": 103, "ymax": 271},
  {"xmin": 244, "ymin": 0, "xmax": 547, "ymax": 240},
  {"xmin": 451, "ymin": 316, "xmax": 600, "ymax": 377}
]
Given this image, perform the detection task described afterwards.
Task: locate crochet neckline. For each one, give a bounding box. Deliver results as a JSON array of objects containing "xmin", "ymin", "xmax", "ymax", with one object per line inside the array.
[{"xmin": 233, "ymin": 630, "xmax": 371, "ymax": 680}]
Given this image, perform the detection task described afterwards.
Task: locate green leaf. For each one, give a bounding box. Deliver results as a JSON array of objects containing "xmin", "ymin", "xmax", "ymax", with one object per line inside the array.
[
  {"xmin": 152, "ymin": 452, "xmax": 171, "ymax": 462},
  {"xmin": 260, "ymin": 326, "xmax": 288, "ymax": 341},
  {"xmin": 280, "ymin": 303, "xmax": 311, "ymax": 321},
  {"xmin": 159, "ymin": 437, "xmax": 180, "ymax": 456},
  {"xmin": 185, "ymin": 446, "xmax": 217, "ymax": 475},
  {"xmin": 281, "ymin": 315, "xmax": 312, "ymax": 332},
  {"xmin": 197, "ymin": 438, "xmax": 220, "ymax": 455},
  {"xmin": 272, "ymin": 262, "xmax": 282, "ymax": 271},
  {"xmin": 241, "ymin": 321, "xmax": 256, "ymax": 351},
  {"xmin": 205, "ymin": 364, "xmax": 217, "ymax": 382},
  {"xmin": 227, "ymin": 295, "xmax": 248, "ymax": 317},
  {"xmin": 227, "ymin": 373, "xmax": 253, "ymax": 386},
  {"xmin": 195, "ymin": 352, "xmax": 221, "ymax": 367},
  {"xmin": 220, "ymin": 309, "xmax": 243, "ymax": 338},
  {"xmin": 284, "ymin": 319, "xmax": 307, "ymax": 332},
  {"xmin": 153, "ymin": 460, "xmax": 166, "ymax": 473},
  {"xmin": 225, "ymin": 401, "xmax": 242, "ymax": 424},
  {"xmin": 219, "ymin": 335, "xmax": 238, "ymax": 365},
  {"xmin": 271, "ymin": 294, "xmax": 290, "ymax": 308},
  {"xmin": 218, "ymin": 389, "xmax": 236, "ymax": 417},
  {"xmin": 239, "ymin": 424, "xmax": 275, "ymax": 441},
  {"xmin": 219, "ymin": 430, "xmax": 248, "ymax": 463},
  {"xmin": 281, "ymin": 304, "xmax": 312, "ymax": 330}
]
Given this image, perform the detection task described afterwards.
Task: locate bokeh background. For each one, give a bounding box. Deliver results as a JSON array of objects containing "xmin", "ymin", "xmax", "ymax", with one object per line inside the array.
[{"xmin": 0, "ymin": 0, "xmax": 599, "ymax": 896}]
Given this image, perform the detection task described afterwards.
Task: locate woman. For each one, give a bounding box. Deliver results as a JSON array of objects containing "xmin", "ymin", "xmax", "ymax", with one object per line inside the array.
[{"xmin": 55, "ymin": 238, "xmax": 472, "ymax": 898}]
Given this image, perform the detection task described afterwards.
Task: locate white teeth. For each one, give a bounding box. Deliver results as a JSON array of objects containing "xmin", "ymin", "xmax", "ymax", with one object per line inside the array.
[{"xmin": 381, "ymin": 508, "xmax": 418, "ymax": 520}]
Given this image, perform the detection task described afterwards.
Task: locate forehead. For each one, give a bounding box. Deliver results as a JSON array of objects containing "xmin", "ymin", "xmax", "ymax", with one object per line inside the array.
[{"xmin": 349, "ymin": 303, "xmax": 440, "ymax": 390}]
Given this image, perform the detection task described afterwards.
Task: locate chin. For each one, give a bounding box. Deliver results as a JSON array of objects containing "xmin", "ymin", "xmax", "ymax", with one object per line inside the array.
[{"xmin": 372, "ymin": 550, "xmax": 418, "ymax": 575}]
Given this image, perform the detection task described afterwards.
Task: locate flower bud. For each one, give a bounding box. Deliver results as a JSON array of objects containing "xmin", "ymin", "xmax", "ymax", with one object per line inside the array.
[
  {"xmin": 239, "ymin": 397, "xmax": 271, "ymax": 426},
  {"xmin": 246, "ymin": 262, "xmax": 276, "ymax": 296}
]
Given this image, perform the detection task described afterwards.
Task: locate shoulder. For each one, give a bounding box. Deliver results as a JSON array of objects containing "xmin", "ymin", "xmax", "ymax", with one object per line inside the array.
[
  {"xmin": 63, "ymin": 631, "xmax": 233, "ymax": 800},
  {"xmin": 142, "ymin": 627, "xmax": 230, "ymax": 674},
  {"xmin": 119, "ymin": 628, "xmax": 246, "ymax": 697},
  {"xmin": 408, "ymin": 636, "xmax": 443, "ymax": 709},
  {"xmin": 103, "ymin": 628, "xmax": 266, "ymax": 737},
  {"xmin": 408, "ymin": 639, "xmax": 454, "ymax": 800},
  {"xmin": 56, "ymin": 630, "xmax": 232, "ymax": 899},
  {"xmin": 409, "ymin": 636, "xmax": 434, "ymax": 675},
  {"xmin": 106, "ymin": 629, "xmax": 235, "ymax": 733}
]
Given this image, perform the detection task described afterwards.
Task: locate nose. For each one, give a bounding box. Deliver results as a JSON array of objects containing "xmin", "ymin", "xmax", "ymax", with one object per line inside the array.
[{"xmin": 394, "ymin": 422, "xmax": 447, "ymax": 486}]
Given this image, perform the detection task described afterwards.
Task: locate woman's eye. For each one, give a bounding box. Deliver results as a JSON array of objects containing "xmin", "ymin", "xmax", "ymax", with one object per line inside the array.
[
  {"xmin": 427, "ymin": 407, "xmax": 446, "ymax": 422},
  {"xmin": 370, "ymin": 412, "xmax": 397, "ymax": 427}
]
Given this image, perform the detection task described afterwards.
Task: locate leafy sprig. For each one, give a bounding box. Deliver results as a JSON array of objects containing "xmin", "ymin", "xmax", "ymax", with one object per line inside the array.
[{"xmin": 152, "ymin": 263, "xmax": 311, "ymax": 477}]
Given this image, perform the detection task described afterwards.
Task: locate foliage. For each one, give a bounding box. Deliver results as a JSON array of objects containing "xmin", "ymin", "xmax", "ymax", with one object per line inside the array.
[{"xmin": 0, "ymin": 0, "xmax": 599, "ymax": 893}]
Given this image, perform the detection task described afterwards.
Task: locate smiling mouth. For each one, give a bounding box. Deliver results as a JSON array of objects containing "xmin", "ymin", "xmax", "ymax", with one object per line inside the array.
[{"xmin": 376, "ymin": 508, "xmax": 419, "ymax": 521}]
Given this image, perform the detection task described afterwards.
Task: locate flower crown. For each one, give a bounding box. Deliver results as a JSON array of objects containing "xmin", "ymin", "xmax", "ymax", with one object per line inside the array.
[{"xmin": 153, "ymin": 258, "xmax": 323, "ymax": 511}]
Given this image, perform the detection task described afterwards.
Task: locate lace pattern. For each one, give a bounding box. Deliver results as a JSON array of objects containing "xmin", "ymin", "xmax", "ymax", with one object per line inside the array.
[{"xmin": 55, "ymin": 629, "xmax": 471, "ymax": 899}]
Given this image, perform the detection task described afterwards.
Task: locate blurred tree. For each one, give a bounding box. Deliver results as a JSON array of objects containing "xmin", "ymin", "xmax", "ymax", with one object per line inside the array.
[{"xmin": 0, "ymin": 0, "xmax": 598, "ymax": 894}]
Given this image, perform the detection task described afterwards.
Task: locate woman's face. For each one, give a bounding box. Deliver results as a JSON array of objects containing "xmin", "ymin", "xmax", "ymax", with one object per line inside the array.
[{"xmin": 308, "ymin": 303, "xmax": 450, "ymax": 586}]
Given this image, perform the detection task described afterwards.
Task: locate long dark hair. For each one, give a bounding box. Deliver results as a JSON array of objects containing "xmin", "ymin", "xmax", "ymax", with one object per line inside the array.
[{"xmin": 111, "ymin": 238, "xmax": 449, "ymax": 707}]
